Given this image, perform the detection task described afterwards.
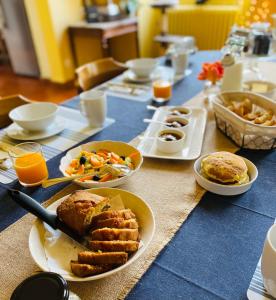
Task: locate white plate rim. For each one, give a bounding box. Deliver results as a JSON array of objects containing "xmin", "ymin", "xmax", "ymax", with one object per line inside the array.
[
  {"xmin": 5, "ymin": 117, "xmax": 66, "ymax": 141},
  {"xmin": 29, "ymin": 187, "xmax": 155, "ymax": 282}
]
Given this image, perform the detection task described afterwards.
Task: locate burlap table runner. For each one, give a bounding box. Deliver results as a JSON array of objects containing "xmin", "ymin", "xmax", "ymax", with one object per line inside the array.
[{"xmin": 0, "ymin": 93, "xmax": 238, "ymax": 300}]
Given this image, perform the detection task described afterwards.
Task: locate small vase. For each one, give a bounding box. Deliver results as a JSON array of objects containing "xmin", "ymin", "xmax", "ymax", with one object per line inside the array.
[{"xmin": 203, "ymin": 80, "xmax": 221, "ymax": 102}]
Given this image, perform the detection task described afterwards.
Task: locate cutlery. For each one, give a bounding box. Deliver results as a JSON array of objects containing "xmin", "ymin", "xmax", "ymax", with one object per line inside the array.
[
  {"xmin": 143, "ymin": 118, "xmax": 171, "ymax": 126},
  {"xmin": 42, "ymin": 164, "xmax": 132, "ymax": 188},
  {"xmin": 146, "ymin": 105, "xmax": 158, "ymax": 111},
  {"xmin": 8, "ymin": 189, "xmax": 86, "ymax": 245}
]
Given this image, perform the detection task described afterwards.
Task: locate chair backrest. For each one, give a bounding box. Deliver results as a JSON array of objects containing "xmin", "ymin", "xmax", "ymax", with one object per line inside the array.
[
  {"xmin": 0, "ymin": 94, "xmax": 31, "ymax": 128},
  {"xmin": 75, "ymin": 57, "xmax": 127, "ymax": 91}
]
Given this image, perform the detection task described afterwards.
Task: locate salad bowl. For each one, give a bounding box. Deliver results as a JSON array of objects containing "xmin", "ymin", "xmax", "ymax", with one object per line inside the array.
[{"xmin": 59, "ymin": 140, "xmax": 143, "ymax": 188}]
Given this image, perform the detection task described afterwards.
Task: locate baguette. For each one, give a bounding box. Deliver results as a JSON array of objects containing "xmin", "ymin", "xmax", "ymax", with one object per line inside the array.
[
  {"xmin": 89, "ymin": 240, "xmax": 139, "ymax": 253},
  {"xmin": 95, "ymin": 218, "xmax": 138, "ymax": 229},
  {"xmin": 70, "ymin": 261, "xmax": 111, "ymax": 277},
  {"xmin": 78, "ymin": 251, "xmax": 128, "ymax": 265},
  {"xmin": 91, "ymin": 228, "xmax": 139, "ymax": 241}
]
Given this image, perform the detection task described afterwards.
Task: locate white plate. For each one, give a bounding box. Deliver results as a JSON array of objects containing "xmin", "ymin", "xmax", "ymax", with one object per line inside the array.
[
  {"xmin": 123, "ymin": 67, "xmax": 192, "ymax": 84},
  {"xmin": 29, "ymin": 187, "xmax": 155, "ymax": 281},
  {"xmin": 137, "ymin": 106, "xmax": 207, "ymax": 160},
  {"xmin": 193, "ymin": 154, "xmax": 258, "ymax": 196},
  {"xmin": 123, "ymin": 69, "xmax": 156, "ymax": 83},
  {"xmin": 5, "ymin": 117, "xmax": 65, "ymax": 141},
  {"xmin": 59, "ymin": 140, "xmax": 143, "ymax": 188}
]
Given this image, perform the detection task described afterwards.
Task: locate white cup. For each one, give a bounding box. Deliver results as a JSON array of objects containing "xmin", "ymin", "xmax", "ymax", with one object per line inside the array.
[
  {"xmin": 171, "ymin": 52, "xmax": 189, "ymax": 75},
  {"xmin": 79, "ymin": 90, "xmax": 107, "ymax": 127},
  {"xmin": 261, "ymin": 224, "xmax": 276, "ymax": 297}
]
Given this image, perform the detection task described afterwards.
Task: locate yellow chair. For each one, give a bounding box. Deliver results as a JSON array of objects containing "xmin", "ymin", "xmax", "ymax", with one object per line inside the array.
[{"xmin": 138, "ymin": 0, "xmax": 243, "ymax": 56}]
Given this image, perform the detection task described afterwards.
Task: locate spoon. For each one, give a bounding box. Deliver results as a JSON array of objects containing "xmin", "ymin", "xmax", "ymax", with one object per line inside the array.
[
  {"xmin": 143, "ymin": 118, "xmax": 171, "ymax": 126},
  {"xmin": 42, "ymin": 164, "xmax": 132, "ymax": 188}
]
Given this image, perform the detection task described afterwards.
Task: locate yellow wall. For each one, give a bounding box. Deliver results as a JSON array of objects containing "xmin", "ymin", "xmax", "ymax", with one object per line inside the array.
[{"xmin": 24, "ymin": 0, "xmax": 83, "ymax": 83}]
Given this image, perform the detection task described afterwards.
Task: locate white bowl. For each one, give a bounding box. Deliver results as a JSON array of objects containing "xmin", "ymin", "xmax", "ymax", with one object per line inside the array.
[
  {"xmin": 126, "ymin": 58, "xmax": 157, "ymax": 78},
  {"xmin": 59, "ymin": 140, "xmax": 143, "ymax": 188},
  {"xmin": 29, "ymin": 187, "xmax": 155, "ymax": 281},
  {"xmin": 168, "ymin": 106, "xmax": 192, "ymax": 118},
  {"xmin": 164, "ymin": 116, "xmax": 190, "ymax": 133},
  {"xmin": 243, "ymin": 80, "xmax": 276, "ymax": 99},
  {"xmin": 156, "ymin": 128, "xmax": 185, "ymax": 154},
  {"xmin": 193, "ymin": 154, "xmax": 258, "ymax": 196},
  {"xmin": 9, "ymin": 102, "xmax": 58, "ymax": 131}
]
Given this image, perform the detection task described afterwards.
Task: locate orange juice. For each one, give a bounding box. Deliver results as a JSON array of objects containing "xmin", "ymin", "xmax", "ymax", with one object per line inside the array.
[
  {"xmin": 14, "ymin": 152, "xmax": 48, "ymax": 185},
  {"xmin": 153, "ymin": 80, "xmax": 172, "ymax": 101}
]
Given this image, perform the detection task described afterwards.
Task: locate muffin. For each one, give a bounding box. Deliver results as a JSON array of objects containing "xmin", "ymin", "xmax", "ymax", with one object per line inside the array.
[{"xmin": 201, "ymin": 151, "xmax": 249, "ymax": 185}]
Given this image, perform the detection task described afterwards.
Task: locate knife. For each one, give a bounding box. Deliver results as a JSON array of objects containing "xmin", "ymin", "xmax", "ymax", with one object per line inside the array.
[{"xmin": 8, "ymin": 189, "xmax": 87, "ymax": 246}]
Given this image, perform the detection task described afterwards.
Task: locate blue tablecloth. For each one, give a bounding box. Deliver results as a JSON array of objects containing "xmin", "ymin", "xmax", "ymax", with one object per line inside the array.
[{"xmin": 1, "ymin": 51, "xmax": 275, "ymax": 299}]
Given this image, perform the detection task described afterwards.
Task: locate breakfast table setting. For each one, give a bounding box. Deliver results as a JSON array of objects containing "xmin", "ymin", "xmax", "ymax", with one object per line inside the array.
[{"xmin": 0, "ymin": 49, "xmax": 276, "ymax": 300}]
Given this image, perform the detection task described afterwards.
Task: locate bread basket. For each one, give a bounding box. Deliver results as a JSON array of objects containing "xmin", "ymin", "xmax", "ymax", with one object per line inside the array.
[{"xmin": 212, "ymin": 91, "xmax": 276, "ymax": 149}]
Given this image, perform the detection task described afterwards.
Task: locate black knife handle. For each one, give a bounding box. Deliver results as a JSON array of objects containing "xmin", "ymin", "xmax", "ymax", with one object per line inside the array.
[{"xmin": 8, "ymin": 189, "xmax": 58, "ymax": 229}]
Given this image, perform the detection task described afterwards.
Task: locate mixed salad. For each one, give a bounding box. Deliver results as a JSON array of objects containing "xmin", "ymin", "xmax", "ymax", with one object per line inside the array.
[{"xmin": 65, "ymin": 149, "xmax": 138, "ymax": 182}]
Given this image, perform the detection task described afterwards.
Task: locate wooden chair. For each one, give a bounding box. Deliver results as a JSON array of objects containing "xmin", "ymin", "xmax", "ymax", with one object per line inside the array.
[
  {"xmin": 0, "ymin": 95, "xmax": 31, "ymax": 128},
  {"xmin": 75, "ymin": 57, "xmax": 127, "ymax": 92}
]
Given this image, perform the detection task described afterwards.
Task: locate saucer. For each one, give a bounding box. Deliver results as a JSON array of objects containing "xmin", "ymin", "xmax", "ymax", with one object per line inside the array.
[
  {"xmin": 5, "ymin": 117, "xmax": 66, "ymax": 141},
  {"xmin": 123, "ymin": 70, "xmax": 158, "ymax": 83}
]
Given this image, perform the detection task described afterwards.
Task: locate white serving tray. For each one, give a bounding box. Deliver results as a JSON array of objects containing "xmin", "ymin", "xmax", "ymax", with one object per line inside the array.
[{"xmin": 137, "ymin": 106, "xmax": 207, "ymax": 160}]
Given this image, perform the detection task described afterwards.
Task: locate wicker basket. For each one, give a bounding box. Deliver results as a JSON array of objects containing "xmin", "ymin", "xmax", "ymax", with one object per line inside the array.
[
  {"xmin": 0, "ymin": 95, "xmax": 31, "ymax": 128},
  {"xmin": 213, "ymin": 91, "xmax": 276, "ymax": 150}
]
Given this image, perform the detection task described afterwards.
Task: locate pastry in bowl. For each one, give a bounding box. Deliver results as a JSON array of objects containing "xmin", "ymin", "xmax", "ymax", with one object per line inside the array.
[
  {"xmin": 201, "ymin": 151, "xmax": 249, "ymax": 185},
  {"xmin": 193, "ymin": 151, "xmax": 258, "ymax": 196}
]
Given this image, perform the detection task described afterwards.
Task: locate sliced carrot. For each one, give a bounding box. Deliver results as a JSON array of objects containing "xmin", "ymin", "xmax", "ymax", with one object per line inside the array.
[
  {"xmin": 109, "ymin": 157, "xmax": 119, "ymax": 164},
  {"xmin": 111, "ymin": 152, "xmax": 120, "ymax": 161},
  {"xmin": 97, "ymin": 152, "xmax": 108, "ymax": 159},
  {"xmin": 90, "ymin": 156, "xmax": 102, "ymax": 167},
  {"xmin": 69, "ymin": 159, "xmax": 79, "ymax": 168},
  {"xmin": 65, "ymin": 168, "xmax": 73, "ymax": 175},
  {"xmin": 99, "ymin": 173, "xmax": 113, "ymax": 182},
  {"xmin": 78, "ymin": 175, "xmax": 93, "ymax": 182},
  {"xmin": 128, "ymin": 152, "xmax": 140, "ymax": 159},
  {"xmin": 76, "ymin": 164, "xmax": 85, "ymax": 175}
]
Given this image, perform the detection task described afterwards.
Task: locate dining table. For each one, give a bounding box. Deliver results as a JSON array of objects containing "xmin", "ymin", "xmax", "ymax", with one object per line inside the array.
[{"xmin": 0, "ymin": 50, "xmax": 276, "ymax": 300}]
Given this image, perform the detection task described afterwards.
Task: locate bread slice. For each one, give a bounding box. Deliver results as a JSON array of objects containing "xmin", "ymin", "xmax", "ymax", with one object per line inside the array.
[
  {"xmin": 95, "ymin": 218, "xmax": 138, "ymax": 229},
  {"xmin": 89, "ymin": 240, "xmax": 139, "ymax": 253},
  {"xmin": 57, "ymin": 190, "xmax": 109, "ymax": 235},
  {"xmin": 70, "ymin": 261, "xmax": 111, "ymax": 277},
  {"xmin": 78, "ymin": 251, "xmax": 128, "ymax": 265},
  {"xmin": 91, "ymin": 228, "xmax": 139, "ymax": 241},
  {"xmin": 92, "ymin": 209, "xmax": 135, "ymax": 226}
]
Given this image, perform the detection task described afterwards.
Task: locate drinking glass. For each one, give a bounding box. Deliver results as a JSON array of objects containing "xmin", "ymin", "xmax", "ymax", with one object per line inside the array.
[
  {"xmin": 8, "ymin": 142, "xmax": 48, "ymax": 186},
  {"xmin": 152, "ymin": 71, "xmax": 173, "ymax": 103}
]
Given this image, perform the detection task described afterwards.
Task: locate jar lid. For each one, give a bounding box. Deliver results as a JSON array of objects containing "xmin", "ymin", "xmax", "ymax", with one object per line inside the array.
[
  {"xmin": 11, "ymin": 272, "xmax": 70, "ymax": 300},
  {"xmin": 221, "ymin": 53, "xmax": 235, "ymax": 67}
]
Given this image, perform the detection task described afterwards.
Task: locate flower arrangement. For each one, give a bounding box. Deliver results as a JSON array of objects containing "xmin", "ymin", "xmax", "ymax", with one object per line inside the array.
[{"xmin": 198, "ymin": 61, "xmax": 224, "ymax": 85}]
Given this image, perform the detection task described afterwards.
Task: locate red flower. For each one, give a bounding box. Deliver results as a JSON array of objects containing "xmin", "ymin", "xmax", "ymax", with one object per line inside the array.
[{"xmin": 198, "ymin": 61, "xmax": 224, "ymax": 84}]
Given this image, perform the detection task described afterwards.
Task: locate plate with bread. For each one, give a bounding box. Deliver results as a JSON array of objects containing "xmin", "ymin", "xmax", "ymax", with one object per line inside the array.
[
  {"xmin": 29, "ymin": 188, "xmax": 155, "ymax": 281},
  {"xmin": 59, "ymin": 141, "xmax": 143, "ymax": 188},
  {"xmin": 193, "ymin": 151, "xmax": 258, "ymax": 196}
]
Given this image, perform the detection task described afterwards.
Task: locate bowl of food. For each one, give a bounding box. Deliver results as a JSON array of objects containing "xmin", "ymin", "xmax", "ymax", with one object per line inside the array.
[
  {"xmin": 193, "ymin": 151, "xmax": 258, "ymax": 195},
  {"xmin": 29, "ymin": 188, "xmax": 155, "ymax": 281},
  {"xmin": 156, "ymin": 128, "xmax": 185, "ymax": 154},
  {"xmin": 164, "ymin": 116, "xmax": 190, "ymax": 132},
  {"xmin": 168, "ymin": 106, "xmax": 192, "ymax": 118},
  {"xmin": 59, "ymin": 140, "xmax": 143, "ymax": 188},
  {"xmin": 126, "ymin": 58, "xmax": 157, "ymax": 78},
  {"xmin": 9, "ymin": 102, "xmax": 58, "ymax": 131},
  {"xmin": 243, "ymin": 80, "xmax": 276, "ymax": 99}
]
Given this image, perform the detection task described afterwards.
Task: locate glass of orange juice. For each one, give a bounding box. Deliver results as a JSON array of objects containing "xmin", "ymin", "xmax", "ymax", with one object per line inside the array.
[
  {"xmin": 9, "ymin": 142, "xmax": 48, "ymax": 187},
  {"xmin": 152, "ymin": 75, "xmax": 173, "ymax": 103}
]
